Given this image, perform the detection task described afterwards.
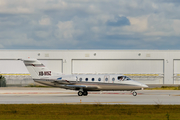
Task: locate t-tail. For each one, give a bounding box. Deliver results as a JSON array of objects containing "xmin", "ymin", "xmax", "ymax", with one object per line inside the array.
[{"xmin": 20, "ymin": 59, "xmax": 52, "ymax": 79}]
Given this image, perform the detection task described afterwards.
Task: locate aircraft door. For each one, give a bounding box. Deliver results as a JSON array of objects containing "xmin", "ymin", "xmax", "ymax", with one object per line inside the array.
[
  {"xmin": 104, "ymin": 75, "xmax": 110, "ymax": 83},
  {"xmin": 76, "ymin": 76, "xmax": 78, "ymax": 82}
]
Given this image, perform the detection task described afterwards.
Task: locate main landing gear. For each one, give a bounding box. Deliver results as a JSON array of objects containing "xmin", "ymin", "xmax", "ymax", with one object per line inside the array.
[
  {"xmin": 78, "ymin": 91, "xmax": 88, "ymax": 96},
  {"xmin": 132, "ymin": 91, "xmax": 137, "ymax": 96}
]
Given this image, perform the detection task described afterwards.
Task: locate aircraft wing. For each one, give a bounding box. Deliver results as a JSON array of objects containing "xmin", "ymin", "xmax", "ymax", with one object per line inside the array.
[
  {"xmin": 59, "ymin": 84, "xmax": 99, "ymax": 90},
  {"xmin": 38, "ymin": 77, "xmax": 100, "ymax": 90},
  {"xmin": 54, "ymin": 80, "xmax": 71, "ymax": 84}
]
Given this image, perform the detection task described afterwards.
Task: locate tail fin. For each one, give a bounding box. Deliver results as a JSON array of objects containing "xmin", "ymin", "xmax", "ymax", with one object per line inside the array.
[{"xmin": 21, "ymin": 59, "xmax": 52, "ymax": 79}]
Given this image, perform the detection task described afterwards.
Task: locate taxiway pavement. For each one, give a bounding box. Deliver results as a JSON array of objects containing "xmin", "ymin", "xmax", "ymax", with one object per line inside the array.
[{"xmin": 0, "ymin": 87, "xmax": 180, "ymax": 105}]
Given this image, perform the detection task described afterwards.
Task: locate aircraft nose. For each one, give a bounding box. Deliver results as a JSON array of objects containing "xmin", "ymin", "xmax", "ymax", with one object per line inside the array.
[{"xmin": 141, "ymin": 84, "xmax": 148, "ymax": 88}]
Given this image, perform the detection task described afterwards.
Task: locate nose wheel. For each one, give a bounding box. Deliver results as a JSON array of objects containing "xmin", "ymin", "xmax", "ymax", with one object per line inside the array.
[
  {"xmin": 78, "ymin": 91, "xmax": 88, "ymax": 96},
  {"xmin": 132, "ymin": 91, "xmax": 137, "ymax": 96}
]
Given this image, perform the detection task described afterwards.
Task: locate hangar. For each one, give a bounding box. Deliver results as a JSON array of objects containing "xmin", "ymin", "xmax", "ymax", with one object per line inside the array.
[{"xmin": 0, "ymin": 50, "xmax": 179, "ymax": 86}]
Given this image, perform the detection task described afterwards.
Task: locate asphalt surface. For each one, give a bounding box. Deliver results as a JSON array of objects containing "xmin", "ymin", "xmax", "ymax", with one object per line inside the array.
[{"xmin": 0, "ymin": 87, "xmax": 180, "ymax": 104}]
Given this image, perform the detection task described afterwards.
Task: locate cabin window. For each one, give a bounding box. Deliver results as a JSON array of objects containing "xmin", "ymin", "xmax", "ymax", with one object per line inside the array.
[
  {"xmin": 79, "ymin": 78, "xmax": 82, "ymax": 81},
  {"xmin": 85, "ymin": 78, "xmax": 88, "ymax": 81},
  {"xmin": 105, "ymin": 78, "xmax": 108, "ymax": 81},
  {"xmin": 92, "ymin": 78, "xmax": 94, "ymax": 81},
  {"xmin": 112, "ymin": 78, "xmax": 115, "ymax": 81},
  {"xmin": 98, "ymin": 78, "xmax": 101, "ymax": 81}
]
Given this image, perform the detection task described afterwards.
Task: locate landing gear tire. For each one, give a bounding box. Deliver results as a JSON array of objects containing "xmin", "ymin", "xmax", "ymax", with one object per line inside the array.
[
  {"xmin": 132, "ymin": 92, "xmax": 137, "ymax": 96},
  {"xmin": 78, "ymin": 91, "xmax": 83, "ymax": 96},
  {"xmin": 83, "ymin": 91, "xmax": 88, "ymax": 96}
]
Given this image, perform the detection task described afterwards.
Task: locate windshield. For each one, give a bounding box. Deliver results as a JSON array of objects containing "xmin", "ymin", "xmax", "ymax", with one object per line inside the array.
[{"xmin": 117, "ymin": 76, "xmax": 131, "ymax": 81}]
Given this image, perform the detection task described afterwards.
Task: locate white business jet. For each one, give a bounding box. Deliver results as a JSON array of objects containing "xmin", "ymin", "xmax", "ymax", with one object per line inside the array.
[{"xmin": 20, "ymin": 59, "xmax": 148, "ymax": 96}]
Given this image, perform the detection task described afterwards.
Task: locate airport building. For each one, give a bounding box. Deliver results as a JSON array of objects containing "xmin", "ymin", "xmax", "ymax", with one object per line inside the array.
[{"xmin": 0, "ymin": 50, "xmax": 180, "ymax": 86}]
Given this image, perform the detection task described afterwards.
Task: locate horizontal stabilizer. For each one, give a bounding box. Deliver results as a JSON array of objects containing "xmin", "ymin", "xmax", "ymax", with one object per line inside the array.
[{"xmin": 18, "ymin": 59, "xmax": 37, "ymax": 62}]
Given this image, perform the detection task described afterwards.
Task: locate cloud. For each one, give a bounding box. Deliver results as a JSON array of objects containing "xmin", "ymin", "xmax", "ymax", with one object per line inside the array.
[
  {"xmin": 39, "ymin": 17, "xmax": 51, "ymax": 25},
  {"xmin": 124, "ymin": 16, "xmax": 148, "ymax": 33},
  {"xmin": 107, "ymin": 16, "xmax": 130, "ymax": 27},
  {"xmin": 0, "ymin": 0, "xmax": 180, "ymax": 49},
  {"xmin": 55, "ymin": 21, "xmax": 74, "ymax": 39},
  {"xmin": 0, "ymin": 0, "xmax": 34, "ymax": 14},
  {"xmin": 0, "ymin": 44, "xmax": 4, "ymax": 48},
  {"xmin": 35, "ymin": 31, "xmax": 50, "ymax": 38},
  {"xmin": 173, "ymin": 19, "xmax": 180, "ymax": 35}
]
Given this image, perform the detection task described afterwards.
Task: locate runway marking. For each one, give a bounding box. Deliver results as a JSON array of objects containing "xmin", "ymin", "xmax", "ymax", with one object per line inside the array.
[
  {"xmin": 68, "ymin": 102, "xmax": 129, "ymax": 104},
  {"xmin": 39, "ymin": 101, "xmax": 129, "ymax": 104},
  {"xmin": 0, "ymin": 92, "xmax": 143, "ymax": 95},
  {"xmin": 1, "ymin": 92, "xmax": 65, "ymax": 94}
]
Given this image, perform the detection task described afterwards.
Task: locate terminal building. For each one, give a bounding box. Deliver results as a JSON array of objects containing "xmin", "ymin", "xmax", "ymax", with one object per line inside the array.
[{"xmin": 0, "ymin": 50, "xmax": 180, "ymax": 86}]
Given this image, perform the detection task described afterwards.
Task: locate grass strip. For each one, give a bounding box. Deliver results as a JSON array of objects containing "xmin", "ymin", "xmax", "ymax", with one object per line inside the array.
[
  {"xmin": 145, "ymin": 86, "xmax": 180, "ymax": 90},
  {"xmin": 0, "ymin": 104, "xmax": 180, "ymax": 120}
]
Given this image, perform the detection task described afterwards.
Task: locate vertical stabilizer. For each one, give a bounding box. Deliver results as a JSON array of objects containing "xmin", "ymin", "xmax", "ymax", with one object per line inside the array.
[{"xmin": 21, "ymin": 59, "xmax": 52, "ymax": 79}]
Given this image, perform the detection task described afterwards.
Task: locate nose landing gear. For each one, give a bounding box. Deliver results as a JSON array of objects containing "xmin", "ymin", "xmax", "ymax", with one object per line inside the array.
[{"xmin": 132, "ymin": 91, "xmax": 137, "ymax": 96}]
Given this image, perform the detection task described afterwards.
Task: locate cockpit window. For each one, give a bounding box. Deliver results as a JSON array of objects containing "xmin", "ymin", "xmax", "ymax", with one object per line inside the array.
[
  {"xmin": 117, "ymin": 76, "xmax": 131, "ymax": 81},
  {"xmin": 118, "ymin": 76, "xmax": 123, "ymax": 80},
  {"xmin": 126, "ymin": 76, "xmax": 131, "ymax": 80}
]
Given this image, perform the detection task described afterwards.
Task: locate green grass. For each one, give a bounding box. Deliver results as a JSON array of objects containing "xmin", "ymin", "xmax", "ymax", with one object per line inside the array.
[
  {"xmin": 0, "ymin": 104, "xmax": 180, "ymax": 120},
  {"xmin": 145, "ymin": 86, "xmax": 180, "ymax": 90}
]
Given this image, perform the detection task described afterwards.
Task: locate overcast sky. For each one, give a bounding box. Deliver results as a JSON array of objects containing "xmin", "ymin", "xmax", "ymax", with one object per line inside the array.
[{"xmin": 0, "ymin": 0, "xmax": 180, "ymax": 49}]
